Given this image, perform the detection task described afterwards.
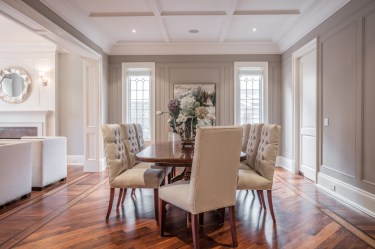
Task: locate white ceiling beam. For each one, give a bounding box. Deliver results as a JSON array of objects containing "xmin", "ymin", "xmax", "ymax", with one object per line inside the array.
[
  {"xmin": 161, "ymin": 11, "xmax": 226, "ymax": 16},
  {"xmin": 147, "ymin": 0, "xmax": 170, "ymax": 43},
  {"xmin": 90, "ymin": 12, "xmax": 154, "ymax": 17},
  {"xmin": 219, "ymin": 0, "xmax": 239, "ymax": 42},
  {"xmin": 234, "ymin": 10, "xmax": 300, "ymax": 15}
]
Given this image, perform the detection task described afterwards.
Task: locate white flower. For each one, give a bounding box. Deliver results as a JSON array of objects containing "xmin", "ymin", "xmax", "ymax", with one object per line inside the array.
[
  {"xmin": 176, "ymin": 114, "xmax": 188, "ymax": 123},
  {"xmin": 180, "ymin": 95, "xmax": 197, "ymax": 112}
]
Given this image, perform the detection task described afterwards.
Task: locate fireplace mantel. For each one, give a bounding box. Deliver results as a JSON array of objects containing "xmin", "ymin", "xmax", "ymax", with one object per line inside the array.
[{"xmin": 0, "ymin": 110, "xmax": 50, "ymax": 136}]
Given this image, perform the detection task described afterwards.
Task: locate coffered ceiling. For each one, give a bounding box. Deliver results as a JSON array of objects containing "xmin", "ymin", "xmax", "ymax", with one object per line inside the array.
[{"xmin": 4, "ymin": 0, "xmax": 351, "ymax": 55}]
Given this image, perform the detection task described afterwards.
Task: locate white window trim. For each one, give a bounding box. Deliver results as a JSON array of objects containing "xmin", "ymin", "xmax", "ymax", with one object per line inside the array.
[
  {"xmin": 122, "ymin": 62, "xmax": 156, "ymax": 143},
  {"xmin": 234, "ymin": 61, "xmax": 268, "ymax": 125}
]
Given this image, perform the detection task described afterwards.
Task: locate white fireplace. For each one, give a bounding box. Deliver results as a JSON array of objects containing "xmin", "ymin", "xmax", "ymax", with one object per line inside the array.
[{"xmin": 0, "ymin": 110, "xmax": 50, "ymax": 137}]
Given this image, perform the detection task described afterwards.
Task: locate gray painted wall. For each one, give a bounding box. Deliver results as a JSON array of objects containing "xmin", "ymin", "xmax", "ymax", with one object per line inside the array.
[
  {"xmin": 58, "ymin": 53, "xmax": 84, "ymax": 155},
  {"xmin": 281, "ymin": 0, "xmax": 375, "ymax": 194},
  {"xmin": 108, "ymin": 55, "xmax": 281, "ymax": 141}
]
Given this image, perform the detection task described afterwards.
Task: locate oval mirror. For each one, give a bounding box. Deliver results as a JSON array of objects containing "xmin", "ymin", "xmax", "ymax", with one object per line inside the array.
[{"xmin": 0, "ymin": 67, "xmax": 32, "ymax": 104}]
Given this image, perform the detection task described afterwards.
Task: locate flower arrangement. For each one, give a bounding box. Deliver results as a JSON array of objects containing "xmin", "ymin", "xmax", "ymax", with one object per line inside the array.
[{"xmin": 166, "ymin": 86, "xmax": 216, "ymax": 146}]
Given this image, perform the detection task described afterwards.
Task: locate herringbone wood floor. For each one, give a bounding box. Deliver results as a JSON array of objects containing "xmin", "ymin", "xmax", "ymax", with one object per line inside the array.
[{"xmin": 0, "ymin": 166, "xmax": 374, "ymax": 248}]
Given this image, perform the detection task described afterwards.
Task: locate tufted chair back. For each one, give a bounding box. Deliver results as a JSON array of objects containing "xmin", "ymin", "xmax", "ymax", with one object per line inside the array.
[
  {"xmin": 121, "ymin": 124, "xmax": 140, "ymax": 154},
  {"xmin": 254, "ymin": 124, "xmax": 281, "ymax": 182},
  {"xmin": 134, "ymin": 123, "xmax": 145, "ymax": 151},
  {"xmin": 101, "ymin": 124, "xmax": 131, "ymax": 183},
  {"xmin": 245, "ymin": 123, "xmax": 264, "ymax": 169},
  {"xmin": 241, "ymin": 124, "xmax": 251, "ymax": 153}
]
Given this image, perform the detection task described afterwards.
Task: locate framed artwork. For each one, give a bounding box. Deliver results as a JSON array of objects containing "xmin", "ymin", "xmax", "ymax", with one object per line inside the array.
[{"xmin": 173, "ymin": 83, "xmax": 216, "ymax": 118}]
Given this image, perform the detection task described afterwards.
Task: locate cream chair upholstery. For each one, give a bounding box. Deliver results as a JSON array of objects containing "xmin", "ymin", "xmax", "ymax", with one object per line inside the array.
[
  {"xmin": 241, "ymin": 124, "xmax": 251, "ymax": 153},
  {"xmin": 159, "ymin": 126, "xmax": 242, "ymax": 248},
  {"xmin": 237, "ymin": 124, "xmax": 281, "ymax": 223},
  {"xmin": 0, "ymin": 142, "xmax": 32, "ymax": 205},
  {"xmin": 239, "ymin": 124, "xmax": 263, "ymax": 171},
  {"xmin": 101, "ymin": 124, "xmax": 165, "ymax": 220},
  {"xmin": 134, "ymin": 123, "xmax": 145, "ymax": 151}
]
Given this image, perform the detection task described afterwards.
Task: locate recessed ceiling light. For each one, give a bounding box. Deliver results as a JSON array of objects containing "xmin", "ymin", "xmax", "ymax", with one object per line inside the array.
[
  {"xmin": 132, "ymin": 29, "xmax": 136, "ymax": 33},
  {"xmin": 252, "ymin": 28, "xmax": 257, "ymax": 32},
  {"xmin": 189, "ymin": 29, "xmax": 199, "ymax": 34}
]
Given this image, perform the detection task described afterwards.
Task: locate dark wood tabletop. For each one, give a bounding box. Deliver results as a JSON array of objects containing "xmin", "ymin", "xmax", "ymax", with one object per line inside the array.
[{"xmin": 135, "ymin": 141, "xmax": 246, "ymax": 166}]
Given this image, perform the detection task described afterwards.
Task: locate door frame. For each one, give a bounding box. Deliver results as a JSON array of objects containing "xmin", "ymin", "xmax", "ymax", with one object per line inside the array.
[{"xmin": 292, "ymin": 38, "xmax": 319, "ymax": 179}]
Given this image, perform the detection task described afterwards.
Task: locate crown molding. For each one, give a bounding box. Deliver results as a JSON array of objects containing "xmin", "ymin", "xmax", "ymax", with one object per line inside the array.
[
  {"xmin": 39, "ymin": 0, "xmax": 113, "ymax": 54},
  {"xmin": 276, "ymin": 0, "xmax": 350, "ymax": 53},
  {"xmin": 0, "ymin": 42, "xmax": 57, "ymax": 53},
  {"xmin": 110, "ymin": 42, "xmax": 281, "ymax": 55}
]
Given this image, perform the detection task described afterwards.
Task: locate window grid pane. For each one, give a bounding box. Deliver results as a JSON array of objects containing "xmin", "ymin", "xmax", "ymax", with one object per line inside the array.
[
  {"xmin": 239, "ymin": 74, "xmax": 263, "ymax": 125},
  {"xmin": 127, "ymin": 75, "xmax": 151, "ymax": 140}
]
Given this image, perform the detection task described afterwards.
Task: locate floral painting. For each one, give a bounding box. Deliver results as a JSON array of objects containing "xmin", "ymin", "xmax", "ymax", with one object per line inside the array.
[
  {"xmin": 173, "ymin": 83, "xmax": 216, "ymax": 120},
  {"xmin": 164, "ymin": 83, "xmax": 216, "ymax": 145}
]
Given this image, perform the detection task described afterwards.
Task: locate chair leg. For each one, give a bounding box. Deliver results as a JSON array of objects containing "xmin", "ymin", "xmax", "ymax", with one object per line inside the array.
[
  {"xmin": 191, "ymin": 213, "xmax": 200, "ymax": 249},
  {"xmin": 199, "ymin": 213, "xmax": 204, "ymax": 226},
  {"xmin": 116, "ymin": 188, "xmax": 123, "ymax": 209},
  {"xmin": 220, "ymin": 208, "xmax": 225, "ymax": 225},
  {"xmin": 251, "ymin": 190, "xmax": 255, "ymax": 197},
  {"xmin": 267, "ymin": 190, "xmax": 276, "ymax": 223},
  {"xmin": 106, "ymin": 188, "xmax": 115, "ymax": 220},
  {"xmin": 229, "ymin": 206, "xmax": 238, "ymax": 247},
  {"xmin": 131, "ymin": 188, "xmax": 136, "ymax": 197},
  {"xmin": 256, "ymin": 190, "xmax": 263, "ymax": 207},
  {"xmin": 121, "ymin": 188, "xmax": 127, "ymax": 204},
  {"xmin": 167, "ymin": 172, "xmax": 172, "ymax": 184},
  {"xmin": 159, "ymin": 199, "xmax": 166, "ymax": 236},
  {"xmin": 258, "ymin": 190, "xmax": 267, "ymax": 210},
  {"xmin": 154, "ymin": 189, "xmax": 159, "ymax": 222}
]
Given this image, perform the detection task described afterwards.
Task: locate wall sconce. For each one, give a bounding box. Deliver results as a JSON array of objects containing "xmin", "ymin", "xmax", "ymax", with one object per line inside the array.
[{"xmin": 39, "ymin": 72, "xmax": 48, "ymax": 86}]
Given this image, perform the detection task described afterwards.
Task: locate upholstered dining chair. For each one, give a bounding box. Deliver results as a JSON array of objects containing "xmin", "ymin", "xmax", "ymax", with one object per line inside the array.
[
  {"xmin": 241, "ymin": 124, "xmax": 251, "ymax": 153},
  {"xmin": 237, "ymin": 124, "xmax": 281, "ymax": 223},
  {"xmin": 239, "ymin": 124, "xmax": 265, "ymax": 205},
  {"xmin": 101, "ymin": 124, "xmax": 165, "ymax": 220},
  {"xmin": 158, "ymin": 126, "xmax": 242, "ymax": 249}
]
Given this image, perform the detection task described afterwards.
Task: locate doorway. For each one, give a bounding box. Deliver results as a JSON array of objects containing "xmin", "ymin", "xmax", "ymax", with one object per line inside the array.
[{"xmin": 292, "ymin": 38, "xmax": 318, "ymax": 182}]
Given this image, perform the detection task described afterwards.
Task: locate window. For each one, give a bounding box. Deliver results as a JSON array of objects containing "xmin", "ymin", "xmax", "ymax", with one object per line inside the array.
[
  {"xmin": 122, "ymin": 63, "xmax": 155, "ymax": 142},
  {"xmin": 234, "ymin": 62, "xmax": 268, "ymax": 125}
]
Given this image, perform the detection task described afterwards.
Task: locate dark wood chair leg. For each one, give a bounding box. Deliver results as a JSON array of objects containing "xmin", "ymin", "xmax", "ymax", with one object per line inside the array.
[
  {"xmin": 121, "ymin": 188, "xmax": 127, "ymax": 204},
  {"xmin": 131, "ymin": 188, "xmax": 136, "ymax": 197},
  {"xmin": 251, "ymin": 190, "xmax": 255, "ymax": 197},
  {"xmin": 116, "ymin": 188, "xmax": 123, "ymax": 209},
  {"xmin": 267, "ymin": 190, "xmax": 276, "ymax": 223},
  {"xmin": 220, "ymin": 208, "xmax": 225, "ymax": 225},
  {"xmin": 229, "ymin": 206, "xmax": 238, "ymax": 247},
  {"xmin": 106, "ymin": 188, "xmax": 115, "ymax": 220},
  {"xmin": 199, "ymin": 213, "xmax": 204, "ymax": 226},
  {"xmin": 191, "ymin": 213, "xmax": 200, "ymax": 249},
  {"xmin": 167, "ymin": 172, "xmax": 172, "ymax": 184},
  {"xmin": 154, "ymin": 189, "xmax": 159, "ymax": 222},
  {"xmin": 258, "ymin": 190, "xmax": 267, "ymax": 210},
  {"xmin": 256, "ymin": 190, "xmax": 263, "ymax": 207},
  {"xmin": 159, "ymin": 199, "xmax": 166, "ymax": 235}
]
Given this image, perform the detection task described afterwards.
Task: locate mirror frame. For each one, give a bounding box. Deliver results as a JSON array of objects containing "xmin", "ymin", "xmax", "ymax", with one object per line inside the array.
[{"xmin": 0, "ymin": 67, "xmax": 32, "ymax": 104}]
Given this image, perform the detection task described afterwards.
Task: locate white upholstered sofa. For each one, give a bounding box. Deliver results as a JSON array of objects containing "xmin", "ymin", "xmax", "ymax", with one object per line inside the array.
[
  {"xmin": 0, "ymin": 142, "xmax": 32, "ymax": 205},
  {"xmin": 21, "ymin": 137, "xmax": 67, "ymax": 189}
]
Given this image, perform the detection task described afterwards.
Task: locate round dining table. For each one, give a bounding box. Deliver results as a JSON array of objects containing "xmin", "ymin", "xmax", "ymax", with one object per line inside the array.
[{"xmin": 135, "ymin": 141, "xmax": 246, "ymax": 182}]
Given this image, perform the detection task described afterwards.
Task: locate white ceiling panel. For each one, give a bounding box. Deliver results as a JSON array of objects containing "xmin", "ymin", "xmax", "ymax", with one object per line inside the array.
[
  {"xmin": 158, "ymin": 0, "xmax": 230, "ymax": 12},
  {"xmin": 226, "ymin": 15, "xmax": 295, "ymax": 41},
  {"xmin": 92, "ymin": 17, "xmax": 164, "ymax": 42},
  {"xmin": 74, "ymin": 0, "xmax": 151, "ymax": 13},
  {"xmin": 164, "ymin": 16, "xmax": 225, "ymax": 41},
  {"xmin": 236, "ymin": 0, "xmax": 311, "ymax": 10}
]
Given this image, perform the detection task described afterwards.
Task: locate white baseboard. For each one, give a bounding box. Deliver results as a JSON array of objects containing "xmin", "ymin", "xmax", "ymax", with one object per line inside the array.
[
  {"xmin": 317, "ymin": 172, "xmax": 375, "ymax": 218},
  {"xmin": 67, "ymin": 155, "xmax": 84, "ymax": 165},
  {"xmin": 276, "ymin": 156, "xmax": 293, "ymax": 172},
  {"xmin": 301, "ymin": 164, "xmax": 316, "ymax": 182}
]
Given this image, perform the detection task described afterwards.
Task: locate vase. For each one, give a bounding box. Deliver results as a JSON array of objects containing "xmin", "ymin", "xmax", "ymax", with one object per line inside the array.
[{"xmin": 177, "ymin": 118, "xmax": 196, "ymax": 148}]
